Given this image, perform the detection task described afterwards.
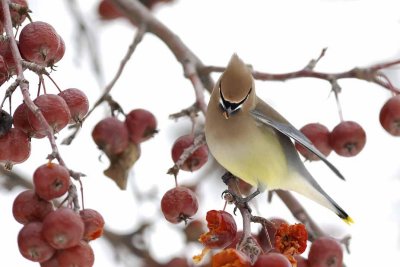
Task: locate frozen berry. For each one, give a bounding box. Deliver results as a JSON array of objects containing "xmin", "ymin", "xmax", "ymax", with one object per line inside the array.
[
  {"xmin": 12, "ymin": 189, "xmax": 54, "ymax": 224},
  {"xmin": 125, "ymin": 108, "xmax": 157, "ymax": 144},
  {"xmin": 58, "ymin": 88, "xmax": 89, "ymax": 124},
  {"xmin": 161, "ymin": 186, "xmax": 198, "ymax": 224},
  {"xmin": 329, "ymin": 121, "xmax": 366, "ymax": 157},
  {"xmin": 253, "ymin": 252, "xmax": 291, "ymax": 267},
  {"xmin": 33, "ymin": 162, "xmax": 70, "ymax": 201},
  {"xmin": 18, "ymin": 21, "xmax": 61, "ymax": 66},
  {"xmin": 18, "ymin": 222, "xmax": 56, "ymax": 263},
  {"xmin": 171, "ymin": 134, "xmax": 208, "ymax": 171},
  {"xmin": 79, "ymin": 209, "xmax": 105, "ymax": 241},
  {"xmin": 42, "ymin": 208, "xmax": 84, "ymax": 249},
  {"xmin": 27, "ymin": 94, "xmax": 71, "ymax": 135},
  {"xmin": 92, "ymin": 117, "xmax": 129, "ymax": 155},
  {"xmin": 0, "ymin": 128, "xmax": 31, "ymax": 167},
  {"xmin": 295, "ymin": 123, "xmax": 332, "ymax": 160},
  {"xmin": 379, "ymin": 95, "xmax": 400, "ymax": 136},
  {"xmin": 13, "ymin": 102, "xmax": 46, "ymax": 138},
  {"xmin": 308, "ymin": 237, "xmax": 343, "ymax": 267}
]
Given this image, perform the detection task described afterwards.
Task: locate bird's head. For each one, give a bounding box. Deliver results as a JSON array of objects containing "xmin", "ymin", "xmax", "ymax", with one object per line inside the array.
[{"xmin": 218, "ymin": 54, "xmax": 255, "ymax": 119}]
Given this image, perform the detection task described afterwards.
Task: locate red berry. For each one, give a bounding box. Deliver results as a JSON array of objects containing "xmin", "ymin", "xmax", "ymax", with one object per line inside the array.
[
  {"xmin": 42, "ymin": 208, "xmax": 84, "ymax": 249},
  {"xmin": 295, "ymin": 255, "xmax": 309, "ymax": 267},
  {"xmin": 125, "ymin": 108, "xmax": 157, "ymax": 143},
  {"xmin": 0, "ymin": 0, "xmax": 28, "ymax": 27},
  {"xmin": 184, "ymin": 219, "xmax": 205, "ymax": 243},
  {"xmin": 253, "ymin": 252, "xmax": 291, "ymax": 267},
  {"xmin": 56, "ymin": 241, "xmax": 94, "ymax": 267},
  {"xmin": 0, "ymin": 38, "xmax": 17, "ymax": 74},
  {"xmin": 33, "ymin": 162, "xmax": 70, "ymax": 201},
  {"xmin": 13, "ymin": 102, "xmax": 46, "ymax": 138},
  {"xmin": 79, "ymin": 209, "xmax": 105, "ymax": 241},
  {"xmin": 199, "ymin": 210, "xmax": 237, "ymax": 249},
  {"xmin": 161, "ymin": 186, "xmax": 198, "ymax": 224},
  {"xmin": 58, "ymin": 88, "xmax": 89, "ymax": 124},
  {"xmin": 171, "ymin": 134, "xmax": 208, "ymax": 171},
  {"xmin": 295, "ymin": 123, "xmax": 332, "ymax": 161},
  {"xmin": 18, "ymin": 222, "xmax": 56, "ymax": 263},
  {"xmin": 92, "ymin": 117, "xmax": 129, "ymax": 155},
  {"xmin": 0, "ymin": 128, "xmax": 31, "ymax": 166},
  {"xmin": 329, "ymin": 121, "xmax": 366, "ymax": 157},
  {"xmin": 98, "ymin": 0, "xmax": 125, "ymax": 20},
  {"xmin": 12, "ymin": 189, "xmax": 54, "ymax": 224},
  {"xmin": 51, "ymin": 34, "xmax": 65, "ymax": 65},
  {"xmin": 308, "ymin": 237, "xmax": 343, "ymax": 267},
  {"xmin": 0, "ymin": 55, "xmax": 9, "ymax": 85},
  {"xmin": 40, "ymin": 256, "xmax": 58, "ymax": 267},
  {"xmin": 379, "ymin": 95, "xmax": 400, "ymax": 136},
  {"xmin": 19, "ymin": 21, "xmax": 62, "ymax": 66},
  {"xmin": 27, "ymin": 94, "xmax": 71, "ymax": 135}
]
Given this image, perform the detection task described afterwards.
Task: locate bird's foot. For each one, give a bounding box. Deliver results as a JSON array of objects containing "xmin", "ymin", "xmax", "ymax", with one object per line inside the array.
[{"xmin": 222, "ymin": 188, "xmax": 261, "ymax": 215}]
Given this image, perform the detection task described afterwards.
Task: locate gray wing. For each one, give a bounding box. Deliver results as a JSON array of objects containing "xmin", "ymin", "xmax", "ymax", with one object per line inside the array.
[{"xmin": 250, "ymin": 109, "xmax": 345, "ymax": 181}]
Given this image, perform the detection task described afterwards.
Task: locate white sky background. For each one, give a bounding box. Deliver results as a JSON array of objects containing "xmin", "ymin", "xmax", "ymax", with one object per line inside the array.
[{"xmin": 1, "ymin": 0, "xmax": 400, "ymax": 266}]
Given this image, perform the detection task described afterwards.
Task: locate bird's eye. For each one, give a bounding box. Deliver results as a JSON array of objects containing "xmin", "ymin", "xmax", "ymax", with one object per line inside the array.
[{"xmin": 218, "ymin": 82, "xmax": 252, "ymax": 114}]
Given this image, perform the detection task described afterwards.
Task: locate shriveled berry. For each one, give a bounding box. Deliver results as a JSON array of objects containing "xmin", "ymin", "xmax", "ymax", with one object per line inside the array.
[
  {"xmin": 253, "ymin": 252, "xmax": 291, "ymax": 267},
  {"xmin": 161, "ymin": 186, "xmax": 198, "ymax": 224},
  {"xmin": 27, "ymin": 94, "xmax": 71, "ymax": 135},
  {"xmin": 58, "ymin": 88, "xmax": 89, "ymax": 124},
  {"xmin": 125, "ymin": 108, "xmax": 157, "ymax": 143},
  {"xmin": 379, "ymin": 95, "xmax": 400, "ymax": 136},
  {"xmin": 0, "ymin": 109, "xmax": 13, "ymax": 137},
  {"xmin": 42, "ymin": 208, "xmax": 84, "ymax": 249},
  {"xmin": 56, "ymin": 241, "xmax": 94, "ymax": 267},
  {"xmin": 19, "ymin": 21, "xmax": 61, "ymax": 66},
  {"xmin": 295, "ymin": 123, "xmax": 332, "ymax": 161},
  {"xmin": 79, "ymin": 209, "xmax": 105, "ymax": 241},
  {"xmin": 199, "ymin": 210, "xmax": 237, "ymax": 249},
  {"xmin": 171, "ymin": 134, "xmax": 208, "ymax": 171},
  {"xmin": 12, "ymin": 189, "xmax": 54, "ymax": 224},
  {"xmin": 92, "ymin": 117, "xmax": 129, "ymax": 155},
  {"xmin": 33, "ymin": 162, "xmax": 70, "ymax": 201},
  {"xmin": 18, "ymin": 222, "xmax": 56, "ymax": 263},
  {"xmin": 308, "ymin": 237, "xmax": 343, "ymax": 267},
  {"xmin": 329, "ymin": 121, "xmax": 366, "ymax": 157}
]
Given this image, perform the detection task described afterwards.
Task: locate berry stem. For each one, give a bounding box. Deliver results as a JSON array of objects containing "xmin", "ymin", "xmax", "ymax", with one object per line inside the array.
[{"xmin": 332, "ymin": 80, "xmax": 344, "ymax": 122}]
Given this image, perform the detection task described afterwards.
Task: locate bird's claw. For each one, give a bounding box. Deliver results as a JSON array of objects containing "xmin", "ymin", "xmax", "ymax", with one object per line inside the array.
[{"xmin": 221, "ymin": 189, "xmax": 253, "ymax": 214}]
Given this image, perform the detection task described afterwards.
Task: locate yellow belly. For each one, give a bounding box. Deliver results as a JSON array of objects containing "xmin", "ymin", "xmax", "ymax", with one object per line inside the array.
[{"xmin": 205, "ymin": 111, "xmax": 288, "ymax": 189}]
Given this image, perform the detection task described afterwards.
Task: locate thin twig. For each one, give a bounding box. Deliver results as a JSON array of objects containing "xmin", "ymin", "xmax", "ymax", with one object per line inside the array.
[{"xmin": 62, "ymin": 24, "xmax": 147, "ymax": 145}]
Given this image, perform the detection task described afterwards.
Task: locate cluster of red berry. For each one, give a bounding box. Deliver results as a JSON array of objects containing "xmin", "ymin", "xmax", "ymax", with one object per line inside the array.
[
  {"xmin": 296, "ymin": 94, "xmax": 400, "ymax": 160},
  {"xmin": 0, "ymin": 1, "xmax": 104, "ymax": 266},
  {"xmin": 13, "ymin": 163, "xmax": 104, "ymax": 265},
  {"xmin": 91, "ymin": 108, "xmax": 157, "ymax": 188}
]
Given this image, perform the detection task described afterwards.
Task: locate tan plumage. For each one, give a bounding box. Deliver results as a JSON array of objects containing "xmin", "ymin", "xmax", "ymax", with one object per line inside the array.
[{"xmin": 205, "ymin": 54, "xmax": 353, "ymax": 224}]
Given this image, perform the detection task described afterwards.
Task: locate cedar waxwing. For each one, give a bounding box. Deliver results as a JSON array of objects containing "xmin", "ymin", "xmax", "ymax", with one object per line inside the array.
[{"xmin": 205, "ymin": 54, "xmax": 353, "ymax": 224}]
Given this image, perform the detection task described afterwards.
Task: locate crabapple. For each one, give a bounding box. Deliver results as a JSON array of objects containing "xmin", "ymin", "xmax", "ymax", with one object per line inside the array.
[
  {"xmin": 161, "ymin": 186, "xmax": 198, "ymax": 224},
  {"xmin": 329, "ymin": 121, "xmax": 366, "ymax": 157},
  {"xmin": 171, "ymin": 134, "xmax": 208, "ymax": 171}
]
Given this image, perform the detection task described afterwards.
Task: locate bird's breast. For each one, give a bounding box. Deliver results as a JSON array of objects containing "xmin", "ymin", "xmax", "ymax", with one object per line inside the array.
[{"xmin": 205, "ymin": 110, "xmax": 288, "ymax": 188}]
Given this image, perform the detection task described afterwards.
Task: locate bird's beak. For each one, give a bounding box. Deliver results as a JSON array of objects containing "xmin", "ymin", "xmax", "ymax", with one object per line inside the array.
[{"xmin": 223, "ymin": 111, "xmax": 230, "ymax": 119}]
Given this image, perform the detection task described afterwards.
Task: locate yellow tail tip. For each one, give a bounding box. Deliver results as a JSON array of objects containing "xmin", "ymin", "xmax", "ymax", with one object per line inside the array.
[{"xmin": 343, "ymin": 216, "xmax": 354, "ymax": 225}]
